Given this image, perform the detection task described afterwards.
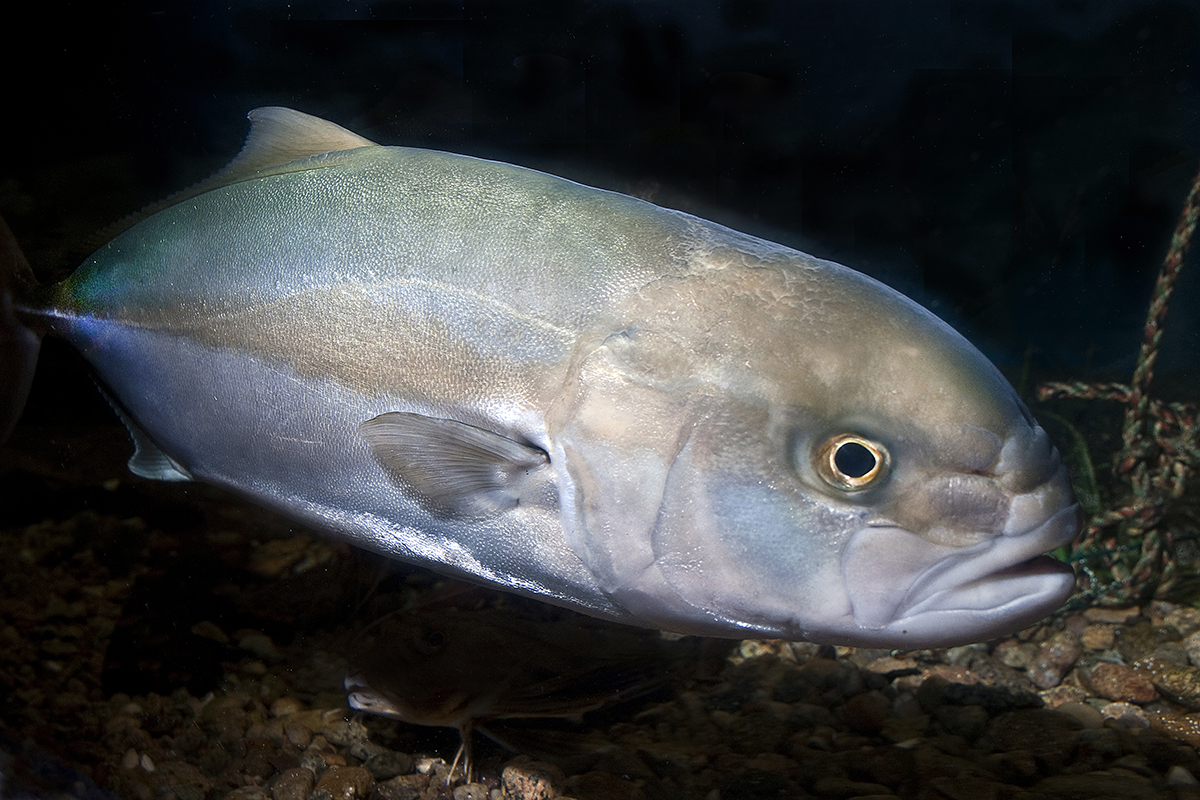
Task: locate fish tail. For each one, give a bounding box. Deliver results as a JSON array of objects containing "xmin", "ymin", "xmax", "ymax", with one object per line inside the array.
[{"xmin": 0, "ymin": 215, "xmax": 41, "ymax": 444}]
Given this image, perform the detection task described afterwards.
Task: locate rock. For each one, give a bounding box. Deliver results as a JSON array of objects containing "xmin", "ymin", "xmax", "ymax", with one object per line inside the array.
[
  {"xmin": 502, "ymin": 757, "xmax": 564, "ymax": 799},
  {"xmin": 977, "ymin": 709, "xmax": 1083, "ymax": 772},
  {"xmin": 270, "ymin": 767, "xmax": 315, "ymax": 800},
  {"xmin": 1039, "ymin": 684, "xmax": 1088, "ymax": 708},
  {"xmin": 1165, "ymin": 608, "xmax": 1200, "ymax": 638},
  {"xmin": 223, "ymin": 788, "xmax": 271, "ymax": 800},
  {"xmin": 843, "ymin": 690, "xmax": 891, "ymax": 734},
  {"xmin": 1184, "ymin": 630, "xmax": 1200, "ymax": 668},
  {"xmin": 1031, "ymin": 771, "xmax": 1167, "ymax": 800},
  {"xmin": 452, "ymin": 783, "xmax": 488, "ymax": 800},
  {"xmin": 935, "ymin": 704, "xmax": 989, "ymax": 741},
  {"xmin": 1167, "ymin": 765, "xmax": 1200, "ymax": 786},
  {"xmin": 1053, "ymin": 701, "xmax": 1104, "ymax": 729},
  {"xmin": 313, "ymin": 765, "xmax": 374, "ymax": 800},
  {"xmin": 1099, "ymin": 702, "xmax": 1151, "ymax": 729},
  {"xmin": 1027, "ymin": 631, "xmax": 1082, "ymax": 689},
  {"xmin": 862, "ymin": 655, "xmax": 920, "ymax": 680},
  {"xmin": 993, "ymin": 640, "xmax": 1038, "ymax": 669},
  {"xmin": 726, "ymin": 709, "xmax": 787, "ymax": 754},
  {"xmin": 1080, "ymin": 624, "xmax": 1116, "ymax": 651},
  {"xmin": 363, "ymin": 750, "xmax": 414, "ymax": 781},
  {"xmin": 1141, "ymin": 661, "xmax": 1200, "ymax": 710},
  {"xmin": 1085, "ymin": 663, "xmax": 1158, "ymax": 704},
  {"xmin": 1082, "ymin": 607, "xmax": 1141, "ymax": 624},
  {"xmin": 1115, "ymin": 622, "xmax": 1181, "ymax": 663},
  {"xmin": 270, "ymin": 697, "xmax": 306, "ymax": 718},
  {"xmin": 373, "ymin": 774, "xmax": 428, "ymax": 800},
  {"xmin": 567, "ymin": 771, "xmax": 637, "ymax": 800}
]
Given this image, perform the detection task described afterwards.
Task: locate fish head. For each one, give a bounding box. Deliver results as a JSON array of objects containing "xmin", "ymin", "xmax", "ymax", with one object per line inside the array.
[{"xmin": 551, "ymin": 243, "xmax": 1079, "ymax": 647}]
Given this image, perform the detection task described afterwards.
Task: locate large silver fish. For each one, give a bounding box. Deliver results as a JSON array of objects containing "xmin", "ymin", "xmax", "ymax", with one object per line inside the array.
[{"xmin": 1, "ymin": 107, "xmax": 1079, "ymax": 647}]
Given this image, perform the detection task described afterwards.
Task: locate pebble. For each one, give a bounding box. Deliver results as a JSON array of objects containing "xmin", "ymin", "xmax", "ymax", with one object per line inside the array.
[
  {"xmin": 1080, "ymin": 623, "xmax": 1116, "ymax": 650},
  {"xmin": 373, "ymin": 774, "xmax": 429, "ymax": 800},
  {"xmin": 992, "ymin": 639, "xmax": 1038, "ymax": 669},
  {"xmin": 1165, "ymin": 608, "xmax": 1200, "ymax": 638},
  {"xmin": 1100, "ymin": 702, "xmax": 1152, "ymax": 728},
  {"xmin": 313, "ymin": 764, "xmax": 374, "ymax": 800},
  {"xmin": 1140, "ymin": 661, "xmax": 1200, "ymax": 710},
  {"xmin": 270, "ymin": 768, "xmax": 315, "ymax": 800},
  {"xmin": 1083, "ymin": 607, "xmax": 1141, "ymax": 624},
  {"xmin": 451, "ymin": 783, "xmax": 489, "ymax": 800},
  {"xmin": 1026, "ymin": 631, "xmax": 1082, "ymax": 689},
  {"xmin": 1116, "ymin": 622, "xmax": 1182, "ymax": 663},
  {"xmin": 1086, "ymin": 662, "xmax": 1159, "ymax": 704}
]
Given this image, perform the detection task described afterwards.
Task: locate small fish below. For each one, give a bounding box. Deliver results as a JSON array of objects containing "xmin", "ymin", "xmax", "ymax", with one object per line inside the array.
[
  {"xmin": 344, "ymin": 594, "xmax": 716, "ymax": 782},
  {"xmin": 0, "ymin": 106, "xmax": 1080, "ymax": 648}
]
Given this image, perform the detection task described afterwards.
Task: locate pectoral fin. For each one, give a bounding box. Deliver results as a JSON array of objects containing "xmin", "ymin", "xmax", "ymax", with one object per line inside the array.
[
  {"xmin": 361, "ymin": 412, "xmax": 549, "ymax": 519},
  {"xmin": 102, "ymin": 394, "xmax": 192, "ymax": 482}
]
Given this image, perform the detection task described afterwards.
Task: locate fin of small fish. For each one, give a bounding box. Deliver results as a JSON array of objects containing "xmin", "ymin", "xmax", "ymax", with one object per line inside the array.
[
  {"xmin": 100, "ymin": 393, "xmax": 192, "ymax": 481},
  {"xmin": 360, "ymin": 411, "xmax": 550, "ymax": 519}
]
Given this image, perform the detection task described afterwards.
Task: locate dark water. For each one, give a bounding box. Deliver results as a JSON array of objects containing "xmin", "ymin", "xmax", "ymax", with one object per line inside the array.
[
  {"xmin": 1, "ymin": 2, "xmax": 1199, "ymax": 796},
  {"xmin": 3, "ymin": 0, "xmax": 1198, "ymax": 394}
]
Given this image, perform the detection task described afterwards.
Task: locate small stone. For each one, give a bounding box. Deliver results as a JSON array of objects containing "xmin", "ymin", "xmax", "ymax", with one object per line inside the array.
[
  {"xmin": 934, "ymin": 704, "xmax": 989, "ymax": 741},
  {"xmin": 1086, "ymin": 663, "xmax": 1158, "ymax": 704},
  {"xmin": 1099, "ymin": 702, "xmax": 1151, "ymax": 728},
  {"xmin": 451, "ymin": 783, "xmax": 488, "ymax": 800},
  {"xmin": 284, "ymin": 720, "xmax": 313, "ymax": 749},
  {"xmin": 1115, "ymin": 622, "xmax": 1181, "ymax": 663},
  {"xmin": 1146, "ymin": 708, "xmax": 1200, "ymax": 748},
  {"xmin": 1168, "ymin": 765, "xmax": 1200, "ymax": 786},
  {"xmin": 1053, "ymin": 701, "xmax": 1104, "ymax": 729},
  {"xmin": 1142, "ymin": 661, "xmax": 1200, "ymax": 710},
  {"xmin": 122, "ymin": 748, "xmax": 140, "ymax": 770},
  {"xmin": 1026, "ymin": 631, "xmax": 1082, "ymax": 689},
  {"xmin": 843, "ymin": 690, "xmax": 891, "ymax": 734},
  {"xmin": 270, "ymin": 767, "xmax": 315, "ymax": 800},
  {"xmin": 502, "ymin": 758, "xmax": 564, "ymax": 800},
  {"xmin": 993, "ymin": 640, "xmax": 1038, "ymax": 669},
  {"xmin": 224, "ymin": 789, "xmax": 271, "ymax": 800},
  {"xmin": 1039, "ymin": 684, "xmax": 1088, "ymax": 708},
  {"xmin": 1165, "ymin": 607, "xmax": 1200, "ymax": 638},
  {"xmin": 1184, "ymin": 630, "xmax": 1200, "ymax": 668},
  {"xmin": 862, "ymin": 655, "xmax": 920, "ymax": 679},
  {"xmin": 1080, "ymin": 624, "xmax": 1115, "ymax": 651},
  {"xmin": 140, "ymin": 753, "xmax": 155, "ymax": 772},
  {"xmin": 373, "ymin": 774, "xmax": 428, "ymax": 800},
  {"xmin": 236, "ymin": 630, "xmax": 281, "ymax": 661},
  {"xmin": 567, "ymin": 771, "xmax": 636, "ymax": 800},
  {"xmin": 314, "ymin": 764, "xmax": 374, "ymax": 800},
  {"xmin": 364, "ymin": 750, "xmax": 414, "ymax": 781},
  {"xmin": 977, "ymin": 709, "xmax": 1082, "ymax": 772},
  {"xmin": 190, "ymin": 620, "xmax": 230, "ymax": 645},
  {"xmin": 1082, "ymin": 607, "xmax": 1140, "ymax": 624},
  {"xmin": 1033, "ymin": 772, "xmax": 1157, "ymax": 799},
  {"xmin": 271, "ymin": 696, "xmax": 306, "ymax": 717}
]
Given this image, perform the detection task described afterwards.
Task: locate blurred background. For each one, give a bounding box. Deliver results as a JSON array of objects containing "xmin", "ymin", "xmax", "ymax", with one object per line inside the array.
[{"xmin": 2, "ymin": 0, "xmax": 1199, "ymax": 417}]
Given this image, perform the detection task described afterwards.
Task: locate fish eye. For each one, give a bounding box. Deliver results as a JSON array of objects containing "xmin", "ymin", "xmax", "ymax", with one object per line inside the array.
[{"xmin": 814, "ymin": 434, "xmax": 889, "ymax": 491}]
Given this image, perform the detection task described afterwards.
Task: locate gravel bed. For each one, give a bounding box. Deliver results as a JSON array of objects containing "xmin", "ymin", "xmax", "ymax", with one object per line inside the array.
[{"xmin": 5, "ymin": 428, "xmax": 1200, "ymax": 800}]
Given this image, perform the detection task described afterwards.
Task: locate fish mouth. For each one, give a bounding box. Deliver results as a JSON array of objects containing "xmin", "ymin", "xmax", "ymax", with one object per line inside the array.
[{"xmin": 841, "ymin": 494, "xmax": 1080, "ymax": 648}]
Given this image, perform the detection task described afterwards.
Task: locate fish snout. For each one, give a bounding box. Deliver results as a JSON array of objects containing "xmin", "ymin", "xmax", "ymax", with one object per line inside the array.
[{"xmin": 838, "ymin": 418, "xmax": 1080, "ymax": 647}]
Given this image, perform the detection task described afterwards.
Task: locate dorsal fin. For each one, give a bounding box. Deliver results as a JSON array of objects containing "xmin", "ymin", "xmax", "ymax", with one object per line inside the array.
[
  {"xmin": 100, "ymin": 107, "xmax": 380, "ymax": 241},
  {"xmin": 210, "ymin": 106, "xmax": 380, "ymax": 184}
]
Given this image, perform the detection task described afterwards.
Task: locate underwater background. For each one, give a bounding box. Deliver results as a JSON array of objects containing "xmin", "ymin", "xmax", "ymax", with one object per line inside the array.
[{"xmin": 2, "ymin": 2, "xmax": 1200, "ymax": 799}]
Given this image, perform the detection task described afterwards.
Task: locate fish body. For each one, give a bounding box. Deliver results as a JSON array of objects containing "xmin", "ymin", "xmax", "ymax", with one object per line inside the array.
[{"xmin": 4, "ymin": 108, "xmax": 1079, "ymax": 646}]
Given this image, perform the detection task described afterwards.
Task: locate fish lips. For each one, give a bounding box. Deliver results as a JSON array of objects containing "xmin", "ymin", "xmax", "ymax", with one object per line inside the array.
[{"xmin": 841, "ymin": 501, "xmax": 1079, "ymax": 648}]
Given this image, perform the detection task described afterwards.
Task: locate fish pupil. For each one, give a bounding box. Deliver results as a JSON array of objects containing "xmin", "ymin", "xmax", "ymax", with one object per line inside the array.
[{"xmin": 834, "ymin": 441, "xmax": 876, "ymax": 478}]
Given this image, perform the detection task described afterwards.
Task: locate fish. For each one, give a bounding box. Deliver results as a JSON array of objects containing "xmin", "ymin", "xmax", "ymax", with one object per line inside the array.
[
  {"xmin": 1, "ymin": 106, "xmax": 1080, "ymax": 648},
  {"xmin": 344, "ymin": 590, "xmax": 715, "ymax": 781}
]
